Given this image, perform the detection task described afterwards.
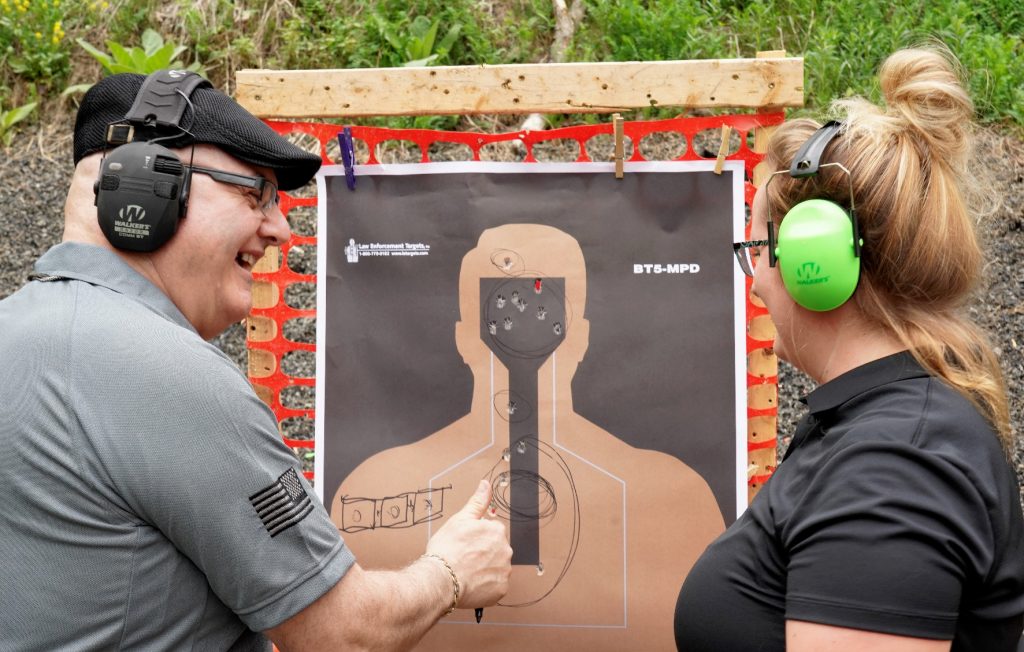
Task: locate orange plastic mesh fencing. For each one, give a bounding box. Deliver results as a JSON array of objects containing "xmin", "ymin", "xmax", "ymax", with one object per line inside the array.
[{"xmin": 255, "ymin": 113, "xmax": 783, "ymax": 496}]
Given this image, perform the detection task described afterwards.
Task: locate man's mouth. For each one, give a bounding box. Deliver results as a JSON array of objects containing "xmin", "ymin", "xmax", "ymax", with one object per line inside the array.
[{"xmin": 236, "ymin": 252, "xmax": 260, "ymax": 271}]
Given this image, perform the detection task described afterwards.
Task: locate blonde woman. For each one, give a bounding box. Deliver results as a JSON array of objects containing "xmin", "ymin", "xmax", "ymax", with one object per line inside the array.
[{"xmin": 675, "ymin": 46, "xmax": 1024, "ymax": 651}]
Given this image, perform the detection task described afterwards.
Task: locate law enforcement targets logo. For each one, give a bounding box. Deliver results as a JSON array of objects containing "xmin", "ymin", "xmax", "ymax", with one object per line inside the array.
[{"xmin": 249, "ymin": 468, "xmax": 314, "ymax": 537}]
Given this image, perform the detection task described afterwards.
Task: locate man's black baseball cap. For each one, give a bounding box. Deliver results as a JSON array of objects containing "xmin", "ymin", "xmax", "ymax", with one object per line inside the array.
[{"xmin": 73, "ymin": 73, "xmax": 321, "ymax": 191}]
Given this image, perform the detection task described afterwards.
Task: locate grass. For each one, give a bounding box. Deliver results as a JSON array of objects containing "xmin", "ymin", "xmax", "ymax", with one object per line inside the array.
[
  {"xmin": 0, "ymin": 0, "xmax": 1021, "ymax": 138},
  {"xmin": 576, "ymin": 0, "xmax": 1023, "ymax": 126}
]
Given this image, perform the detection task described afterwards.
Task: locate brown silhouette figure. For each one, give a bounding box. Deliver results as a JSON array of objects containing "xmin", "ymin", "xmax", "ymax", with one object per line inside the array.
[{"xmin": 330, "ymin": 224, "xmax": 725, "ymax": 650}]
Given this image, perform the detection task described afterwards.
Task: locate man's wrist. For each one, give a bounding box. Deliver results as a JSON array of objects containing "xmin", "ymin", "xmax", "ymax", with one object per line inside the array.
[{"xmin": 420, "ymin": 553, "xmax": 460, "ymax": 616}]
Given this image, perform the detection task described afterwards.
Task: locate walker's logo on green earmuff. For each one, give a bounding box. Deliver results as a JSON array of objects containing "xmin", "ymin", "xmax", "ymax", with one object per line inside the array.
[
  {"xmin": 795, "ymin": 261, "xmax": 828, "ymax": 285},
  {"xmin": 765, "ymin": 121, "xmax": 863, "ymax": 312}
]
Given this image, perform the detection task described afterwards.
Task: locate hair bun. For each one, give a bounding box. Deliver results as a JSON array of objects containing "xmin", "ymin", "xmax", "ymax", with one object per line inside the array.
[{"xmin": 878, "ymin": 47, "xmax": 975, "ymax": 163}]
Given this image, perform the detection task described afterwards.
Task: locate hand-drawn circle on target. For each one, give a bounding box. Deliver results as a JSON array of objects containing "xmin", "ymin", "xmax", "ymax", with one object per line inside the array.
[
  {"xmin": 492, "ymin": 389, "xmax": 533, "ymax": 424},
  {"xmin": 490, "ymin": 249, "xmax": 525, "ymax": 275},
  {"xmin": 482, "ymin": 277, "xmax": 567, "ymax": 360},
  {"xmin": 484, "ymin": 437, "xmax": 581, "ymax": 608}
]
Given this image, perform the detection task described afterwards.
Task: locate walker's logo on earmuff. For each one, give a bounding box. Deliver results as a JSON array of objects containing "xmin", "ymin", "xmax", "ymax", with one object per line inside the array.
[
  {"xmin": 118, "ymin": 204, "xmax": 146, "ymax": 222},
  {"xmin": 795, "ymin": 261, "xmax": 829, "ymax": 285},
  {"xmin": 95, "ymin": 70, "xmax": 212, "ymax": 253},
  {"xmin": 112, "ymin": 204, "xmax": 152, "ymax": 241}
]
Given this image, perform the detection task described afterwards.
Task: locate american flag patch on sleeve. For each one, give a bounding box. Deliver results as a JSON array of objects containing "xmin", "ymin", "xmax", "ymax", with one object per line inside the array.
[{"xmin": 249, "ymin": 468, "xmax": 314, "ymax": 537}]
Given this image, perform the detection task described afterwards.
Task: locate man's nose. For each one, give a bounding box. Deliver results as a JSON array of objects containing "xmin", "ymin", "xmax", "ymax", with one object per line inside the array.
[{"xmin": 260, "ymin": 204, "xmax": 291, "ymax": 246}]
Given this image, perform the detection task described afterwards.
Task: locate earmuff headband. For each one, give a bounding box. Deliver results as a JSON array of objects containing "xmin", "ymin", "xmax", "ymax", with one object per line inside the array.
[
  {"xmin": 124, "ymin": 70, "xmax": 210, "ymax": 133},
  {"xmin": 95, "ymin": 70, "xmax": 209, "ymax": 253},
  {"xmin": 105, "ymin": 70, "xmax": 211, "ymax": 147},
  {"xmin": 765, "ymin": 121, "xmax": 865, "ymax": 312},
  {"xmin": 789, "ymin": 120, "xmax": 843, "ymax": 178},
  {"xmin": 766, "ymin": 162, "xmax": 861, "ymax": 259}
]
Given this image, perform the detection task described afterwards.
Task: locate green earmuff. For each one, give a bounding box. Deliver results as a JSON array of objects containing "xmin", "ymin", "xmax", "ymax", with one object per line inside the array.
[
  {"xmin": 768, "ymin": 121, "xmax": 864, "ymax": 312},
  {"xmin": 774, "ymin": 199, "xmax": 860, "ymax": 311}
]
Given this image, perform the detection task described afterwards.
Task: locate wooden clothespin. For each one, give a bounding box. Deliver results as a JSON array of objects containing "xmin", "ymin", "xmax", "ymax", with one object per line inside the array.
[
  {"xmin": 613, "ymin": 113, "xmax": 624, "ymax": 179},
  {"xmin": 713, "ymin": 124, "xmax": 732, "ymax": 175}
]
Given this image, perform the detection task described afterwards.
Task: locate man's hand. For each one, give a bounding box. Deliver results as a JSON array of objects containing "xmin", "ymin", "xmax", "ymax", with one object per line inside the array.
[
  {"xmin": 426, "ymin": 479, "xmax": 512, "ymax": 608},
  {"xmin": 268, "ymin": 480, "xmax": 511, "ymax": 650}
]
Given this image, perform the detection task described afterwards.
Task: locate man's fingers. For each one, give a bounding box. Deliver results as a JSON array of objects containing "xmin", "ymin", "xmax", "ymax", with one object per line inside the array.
[{"xmin": 453, "ymin": 479, "xmax": 491, "ymax": 521}]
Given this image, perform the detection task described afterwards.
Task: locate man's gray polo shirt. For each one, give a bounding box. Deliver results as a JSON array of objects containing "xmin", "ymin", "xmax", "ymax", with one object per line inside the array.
[{"xmin": 0, "ymin": 242, "xmax": 355, "ymax": 650}]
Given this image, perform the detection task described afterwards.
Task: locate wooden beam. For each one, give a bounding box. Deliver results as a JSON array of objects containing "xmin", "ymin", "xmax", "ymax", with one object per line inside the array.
[
  {"xmin": 752, "ymin": 50, "xmax": 786, "ymax": 187},
  {"xmin": 236, "ymin": 58, "xmax": 803, "ymax": 118}
]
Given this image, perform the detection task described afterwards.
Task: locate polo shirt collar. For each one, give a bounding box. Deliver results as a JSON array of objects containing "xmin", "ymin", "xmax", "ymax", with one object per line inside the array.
[
  {"xmin": 33, "ymin": 242, "xmax": 196, "ymax": 333},
  {"xmin": 802, "ymin": 350, "xmax": 929, "ymax": 415}
]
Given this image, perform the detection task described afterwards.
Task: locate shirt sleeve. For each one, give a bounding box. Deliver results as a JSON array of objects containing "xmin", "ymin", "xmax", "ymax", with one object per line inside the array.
[
  {"xmin": 781, "ymin": 440, "xmax": 995, "ymax": 639},
  {"xmin": 81, "ymin": 341, "xmax": 355, "ymax": 631}
]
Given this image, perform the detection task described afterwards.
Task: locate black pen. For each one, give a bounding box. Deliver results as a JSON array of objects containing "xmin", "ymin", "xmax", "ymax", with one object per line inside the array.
[{"xmin": 475, "ymin": 607, "xmax": 483, "ymax": 623}]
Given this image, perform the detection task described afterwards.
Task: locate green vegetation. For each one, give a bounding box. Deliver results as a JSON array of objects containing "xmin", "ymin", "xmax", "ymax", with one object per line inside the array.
[
  {"xmin": 0, "ymin": 0, "xmax": 1021, "ymax": 145},
  {"xmin": 0, "ymin": 0, "xmax": 69, "ymax": 82},
  {"xmin": 63, "ymin": 29, "xmax": 202, "ymax": 98},
  {"xmin": 77, "ymin": 28, "xmax": 202, "ymax": 76},
  {"xmin": 578, "ymin": 0, "xmax": 1023, "ymax": 125},
  {"xmin": 0, "ymin": 99, "xmax": 35, "ymax": 145}
]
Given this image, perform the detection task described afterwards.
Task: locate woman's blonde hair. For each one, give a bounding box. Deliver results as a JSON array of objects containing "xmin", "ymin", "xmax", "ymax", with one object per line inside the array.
[{"xmin": 764, "ymin": 45, "xmax": 1011, "ymax": 450}]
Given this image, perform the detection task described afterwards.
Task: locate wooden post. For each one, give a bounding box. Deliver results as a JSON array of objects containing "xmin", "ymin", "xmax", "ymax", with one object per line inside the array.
[
  {"xmin": 613, "ymin": 113, "xmax": 624, "ymax": 178},
  {"xmin": 746, "ymin": 50, "xmax": 786, "ymax": 499}
]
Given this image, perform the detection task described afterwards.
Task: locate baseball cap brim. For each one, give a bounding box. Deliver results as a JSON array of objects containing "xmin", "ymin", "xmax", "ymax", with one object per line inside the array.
[{"xmin": 74, "ymin": 73, "xmax": 321, "ymax": 191}]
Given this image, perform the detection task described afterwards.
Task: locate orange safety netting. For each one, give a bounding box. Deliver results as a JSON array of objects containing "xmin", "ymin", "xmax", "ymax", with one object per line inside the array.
[{"xmin": 256, "ymin": 113, "xmax": 783, "ymax": 494}]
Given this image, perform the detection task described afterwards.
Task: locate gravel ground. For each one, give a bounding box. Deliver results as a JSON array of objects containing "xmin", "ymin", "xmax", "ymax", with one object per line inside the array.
[{"xmin": 2, "ymin": 126, "xmax": 1021, "ymax": 504}]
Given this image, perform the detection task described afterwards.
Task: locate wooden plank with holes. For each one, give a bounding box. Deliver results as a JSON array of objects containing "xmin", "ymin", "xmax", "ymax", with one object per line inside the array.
[
  {"xmin": 751, "ymin": 50, "xmax": 786, "ymax": 186},
  {"xmin": 252, "ymin": 246, "xmax": 280, "ymax": 273},
  {"xmin": 745, "ymin": 50, "xmax": 785, "ymax": 499},
  {"xmin": 246, "ymin": 315, "xmax": 277, "ymax": 343},
  {"xmin": 748, "ymin": 415, "xmax": 777, "ymax": 444},
  {"xmin": 251, "ymin": 281, "xmax": 278, "ymax": 310},
  {"xmin": 248, "ymin": 349, "xmax": 276, "ymax": 379},
  {"xmin": 748, "ymin": 383, "xmax": 777, "ymax": 412},
  {"xmin": 748, "ymin": 346, "xmax": 778, "ymax": 379},
  {"xmin": 748, "ymin": 446, "xmax": 778, "ymax": 479},
  {"xmin": 236, "ymin": 58, "xmax": 803, "ymax": 118},
  {"xmin": 748, "ymin": 314, "xmax": 778, "ymax": 342}
]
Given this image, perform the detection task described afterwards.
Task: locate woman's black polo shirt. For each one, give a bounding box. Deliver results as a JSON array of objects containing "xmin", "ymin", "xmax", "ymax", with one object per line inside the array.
[{"xmin": 675, "ymin": 351, "xmax": 1024, "ymax": 651}]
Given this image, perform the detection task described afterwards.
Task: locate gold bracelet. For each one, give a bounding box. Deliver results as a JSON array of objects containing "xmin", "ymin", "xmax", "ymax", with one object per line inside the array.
[{"xmin": 421, "ymin": 553, "xmax": 460, "ymax": 616}]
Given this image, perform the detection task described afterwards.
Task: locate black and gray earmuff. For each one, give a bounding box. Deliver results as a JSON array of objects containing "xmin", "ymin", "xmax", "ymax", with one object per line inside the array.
[
  {"xmin": 765, "ymin": 121, "xmax": 864, "ymax": 312},
  {"xmin": 94, "ymin": 70, "xmax": 210, "ymax": 252}
]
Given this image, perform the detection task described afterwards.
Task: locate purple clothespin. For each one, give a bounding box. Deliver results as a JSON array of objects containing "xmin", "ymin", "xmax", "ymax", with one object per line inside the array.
[{"xmin": 338, "ymin": 127, "xmax": 356, "ymax": 191}]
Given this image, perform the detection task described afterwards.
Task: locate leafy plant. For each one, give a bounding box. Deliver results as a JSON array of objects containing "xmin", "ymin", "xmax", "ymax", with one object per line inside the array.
[
  {"xmin": 76, "ymin": 28, "xmax": 202, "ymax": 76},
  {"xmin": 0, "ymin": 0, "xmax": 70, "ymax": 82},
  {"xmin": 374, "ymin": 13, "xmax": 462, "ymax": 67},
  {"xmin": 65, "ymin": 28, "xmax": 204, "ymax": 97},
  {"xmin": 0, "ymin": 100, "xmax": 36, "ymax": 146}
]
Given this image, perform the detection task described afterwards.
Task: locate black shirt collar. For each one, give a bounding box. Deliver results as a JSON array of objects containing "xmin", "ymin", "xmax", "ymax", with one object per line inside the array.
[{"xmin": 801, "ymin": 351, "xmax": 930, "ymax": 416}]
